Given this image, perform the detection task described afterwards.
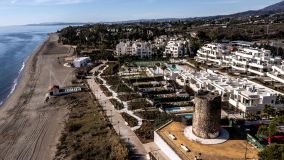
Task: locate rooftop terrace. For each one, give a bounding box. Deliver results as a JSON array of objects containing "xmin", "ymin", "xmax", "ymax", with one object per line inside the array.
[{"xmin": 157, "ymin": 122, "xmax": 259, "ymax": 160}]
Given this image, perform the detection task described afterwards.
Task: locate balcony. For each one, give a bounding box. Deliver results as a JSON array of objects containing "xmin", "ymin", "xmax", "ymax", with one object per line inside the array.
[
  {"xmin": 248, "ymin": 63, "xmax": 268, "ymax": 69},
  {"xmin": 232, "ymin": 65, "xmax": 247, "ymax": 72},
  {"xmin": 208, "ymin": 58, "xmax": 221, "ymax": 64},
  {"xmin": 207, "ymin": 53, "xmax": 218, "ymax": 58},
  {"xmin": 235, "ymin": 52, "xmax": 253, "ymax": 59},
  {"xmin": 197, "ymin": 50, "xmax": 207, "ymax": 56},
  {"xmin": 196, "ymin": 56, "xmax": 207, "ymax": 60},
  {"xmin": 229, "ymin": 99, "xmax": 247, "ymax": 112},
  {"xmin": 248, "ymin": 68, "xmax": 266, "ymax": 76},
  {"xmin": 232, "ymin": 58, "xmax": 248, "ymax": 65},
  {"xmin": 272, "ymin": 65, "xmax": 284, "ymax": 75},
  {"xmin": 267, "ymin": 72, "xmax": 284, "ymax": 84}
]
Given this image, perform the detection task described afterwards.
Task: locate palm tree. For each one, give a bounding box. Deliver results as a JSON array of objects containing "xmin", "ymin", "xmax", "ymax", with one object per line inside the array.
[
  {"xmin": 161, "ymin": 65, "xmax": 167, "ymax": 77},
  {"xmin": 153, "ymin": 66, "xmax": 158, "ymax": 74},
  {"xmin": 262, "ymin": 105, "xmax": 276, "ymax": 119}
]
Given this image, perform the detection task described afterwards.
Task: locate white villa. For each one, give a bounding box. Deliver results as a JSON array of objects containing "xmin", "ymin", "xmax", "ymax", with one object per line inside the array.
[
  {"xmin": 177, "ymin": 70, "xmax": 283, "ymax": 114},
  {"xmin": 115, "ymin": 40, "xmax": 153, "ymax": 58}
]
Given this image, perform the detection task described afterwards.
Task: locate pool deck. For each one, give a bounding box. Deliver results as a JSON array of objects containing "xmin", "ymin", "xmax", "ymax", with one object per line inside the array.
[{"xmin": 157, "ymin": 122, "xmax": 259, "ymax": 160}]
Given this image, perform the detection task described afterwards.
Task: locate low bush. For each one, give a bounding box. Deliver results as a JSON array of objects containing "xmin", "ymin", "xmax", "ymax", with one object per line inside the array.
[
  {"xmin": 55, "ymin": 92, "xmax": 129, "ymax": 160},
  {"xmin": 95, "ymin": 77, "xmax": 103, "ymax": 84},
  {"xmin": 118, "ymin": 94, "xmax": 142, "ymax": 101},
  {"xmin": 111, "ymin": 83, "xmax": 132, "ymax": 93},
  {"xmin": 121, "ymin": 113, "xmax": 138, "ymax": 127},
  {"xmin": 101, "ymin": 63, "xmax": 120, "ymax": 76},
  {"xmin": 128, "ymin": 100, "xmax": 152, "ymax": 110},
  {"xmin": 110, "ymin": 98, "xmax": 124, "ymax": 110},
  {"xmin": 135, "ymin": 112, "xmax": 172, "ymax": 143},
  {"xmin": 100, "ymin": 85, "xmax": 113, "ymax": 97}
]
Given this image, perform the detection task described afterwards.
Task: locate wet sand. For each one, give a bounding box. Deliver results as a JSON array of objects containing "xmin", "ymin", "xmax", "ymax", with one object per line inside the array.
[{"xmin": 0, "ymin": 33, "xmax": 74, "ymax": 160}]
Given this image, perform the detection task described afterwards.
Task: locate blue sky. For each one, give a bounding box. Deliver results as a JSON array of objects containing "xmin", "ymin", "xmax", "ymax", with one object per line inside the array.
[{"xmin": 0, "ymin": 0, "xmax": 282, "ymax": 26}]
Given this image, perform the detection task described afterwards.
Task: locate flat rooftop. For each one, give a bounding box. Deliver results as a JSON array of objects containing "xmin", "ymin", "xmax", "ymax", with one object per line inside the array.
[{"xmin": 157, "ymin": 122, "xmax": 259, "ymax": 160}]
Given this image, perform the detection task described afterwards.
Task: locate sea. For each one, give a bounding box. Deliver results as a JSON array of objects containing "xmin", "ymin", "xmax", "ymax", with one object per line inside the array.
[{"xmin": 0, "ymin": 25, "xmax": 68, "ymax": 107}]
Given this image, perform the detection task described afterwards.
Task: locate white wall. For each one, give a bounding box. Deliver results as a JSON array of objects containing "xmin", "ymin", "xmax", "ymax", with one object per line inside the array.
[{"xmin": 154, "ymin": 131, "xmax": 182, "ymax": 160}]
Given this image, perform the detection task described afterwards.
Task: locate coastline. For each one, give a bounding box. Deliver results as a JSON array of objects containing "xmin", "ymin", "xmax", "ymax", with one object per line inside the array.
[
  {"xmin": 0, "ymin": 36, "xmax": 48, "ymax": 108},
  {"xmin": 0, "ymin": 33, "xmax": 74, "ymax": 159},
  {"xmin": 0, "ymin": 34, "xmax": 49, "ymax": 113}
]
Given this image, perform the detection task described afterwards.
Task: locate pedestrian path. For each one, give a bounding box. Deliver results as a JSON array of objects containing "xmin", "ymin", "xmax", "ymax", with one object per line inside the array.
[{"xmin": 97, "ymin": 65, "xmax": 143, "ymax": 131}]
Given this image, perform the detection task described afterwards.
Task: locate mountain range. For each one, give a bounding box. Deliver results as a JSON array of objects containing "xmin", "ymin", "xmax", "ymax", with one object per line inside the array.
[
  {"xmin": 27, "ymin": 1, "xmax": 284, "ymax": 26},
  {"xmin": 110, "ymin": 0, "xmax": 284, "ymax": 23}
]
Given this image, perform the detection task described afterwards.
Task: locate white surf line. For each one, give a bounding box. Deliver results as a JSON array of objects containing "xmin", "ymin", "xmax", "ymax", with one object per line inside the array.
[{"xmin": 98, "ymin": 65, "xmax": 143, "ymax": 131}]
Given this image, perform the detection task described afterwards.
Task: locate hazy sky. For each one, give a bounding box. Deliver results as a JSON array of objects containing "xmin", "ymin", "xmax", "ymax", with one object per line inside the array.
[{"xmin": 0, "ymin": 0, "xmax": 282, "ymax": 26}]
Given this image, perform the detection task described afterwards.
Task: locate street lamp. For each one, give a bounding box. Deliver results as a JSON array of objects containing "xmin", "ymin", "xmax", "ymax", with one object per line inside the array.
[
  {"xmin": 244, "ymin": 128, "xmax": 250, "ymax": 160},
  {"xmin": 110, "ymin": 110, "xmax": 112, "ymax": 123},
  {"xmin": 118, "ymin": 121, "xmax": 120, "ymax": 136}
]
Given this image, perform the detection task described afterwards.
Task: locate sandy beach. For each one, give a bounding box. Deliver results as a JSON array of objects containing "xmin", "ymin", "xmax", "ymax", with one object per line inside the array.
[{"xmin": 0, "ymin": 33, "xmax": 74, "ymax": 160}]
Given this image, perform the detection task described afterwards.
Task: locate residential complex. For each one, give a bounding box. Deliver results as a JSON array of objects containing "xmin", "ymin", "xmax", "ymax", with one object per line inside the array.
[
  {"xmin": 195, "ymin": 43, "xmax": 231, "ymax": 66},
  {"xmin": 267, "ymin": 61, "xmax": 284, "ymax": 84},
  {"xmin": 115, "ymin": 40, "xmax": 153, "ymax": 58},
  {"xmin": 178, "ymin": 69, "xmax": 282, "ymax": 114},
  {"xmin": 163, "ymin": 39, "xmax": 189, "ymax": 58},
  {"xmin": 195, "ymin": 42, "xmax": 284, "ymax": 78}
]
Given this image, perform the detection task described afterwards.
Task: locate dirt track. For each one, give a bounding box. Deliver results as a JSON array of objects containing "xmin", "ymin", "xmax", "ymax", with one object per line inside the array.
[{"xmin": 0, "ymin": 34, "xmax": 74, "ymax": 160}]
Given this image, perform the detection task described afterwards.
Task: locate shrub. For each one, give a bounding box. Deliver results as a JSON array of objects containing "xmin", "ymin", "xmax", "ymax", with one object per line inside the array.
[
  {"xmin": 121, "ymin": 113, "xmax": 138, "ymax": 127},
  {"xmin": 100, "ymin": 85, "xmax": 113, "ymax": 97},
  {"xmin": 118, "ymin": 94, "xmax": 142, "ymax": 101},
  {"xmin": 259, "ymin": 144, "xmax": 284, "ymax": 160},
  {"xmin": 128, "ymin": 100, "xmax": 152, "ymax": 110},
  {"xmin": 110, "ymin": 98, "xmax": 124, "ymax": 110},
  {"xmin": 55, "ymin": 92, "xmax": 129, "ymax": 160}
]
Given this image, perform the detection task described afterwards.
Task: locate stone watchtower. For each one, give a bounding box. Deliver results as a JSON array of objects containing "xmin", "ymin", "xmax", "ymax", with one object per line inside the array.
[{"xmin": 192, "ymin": 92, "xmax": 222, "ymax": 139}]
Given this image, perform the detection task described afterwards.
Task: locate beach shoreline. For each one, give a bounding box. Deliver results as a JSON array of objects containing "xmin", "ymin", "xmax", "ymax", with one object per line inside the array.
[
  {"xmin": 0, "ymin": 33, "xmax": 74, "ymax": 159},
  {"xmin": 0, "ymin": 35, "xmax": 49, "ymax": 110}
]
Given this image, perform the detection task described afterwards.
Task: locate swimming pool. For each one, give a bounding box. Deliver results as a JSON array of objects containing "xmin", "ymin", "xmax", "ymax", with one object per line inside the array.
[
  {"xmin": 175, "ymin": 113, "xmax": 193, "ymax": 119},
  {"xmin": 183, "ymin": 113, "xmax": 193, "ymax": 119},
  {"xmin": 164, "ymin": 107, "xmax": 182, "ymax": 112}
]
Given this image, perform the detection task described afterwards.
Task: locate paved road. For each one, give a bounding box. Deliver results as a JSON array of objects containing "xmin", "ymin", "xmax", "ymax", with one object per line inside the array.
[{"xmin": 87, "ymin": 64, "xmax": 147, "ymax": 159}]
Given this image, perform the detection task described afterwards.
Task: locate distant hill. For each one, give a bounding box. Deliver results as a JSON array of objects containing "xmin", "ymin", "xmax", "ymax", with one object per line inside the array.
[
  {"xmin": 28, "ymin": 1, "xmax": 284, "ymax": 25},
  {"xmin": 260, "ymin": 0, "xmax": 284, "ymax": 12},
  {"xmin": 115, "ymin": 1, "xmax": 284, "ymax": 23},
  {"xmin": 197, "ymin": 1, "xmax": 284, "ymax": 20}
]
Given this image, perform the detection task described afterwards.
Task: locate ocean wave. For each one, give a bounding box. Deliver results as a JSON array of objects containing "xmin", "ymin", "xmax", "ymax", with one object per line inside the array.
[{"xmin": 8, "ymin": 57, "xmax": 28, "ymax": 97}]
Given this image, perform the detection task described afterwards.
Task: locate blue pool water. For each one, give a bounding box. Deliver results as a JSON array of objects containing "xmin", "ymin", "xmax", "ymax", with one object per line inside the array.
[
  {"xmin": 164, "ymin": 107, "xmax": 182, "ymax": 112},
  {"xmin": 183, "ymin": 113, "xmax": 193, "ymax": 119}
]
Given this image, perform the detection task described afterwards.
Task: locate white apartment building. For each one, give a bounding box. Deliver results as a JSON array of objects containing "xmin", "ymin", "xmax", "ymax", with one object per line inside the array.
[
  {"xmin": 115, "ymin": 41, "xmax": 153, "ymax": 58},
  {"xmin": 195, "ymin": 42, "xmax": 283, "ymax": 77},
  {"xmin": 164, "ymin": 40, "xmax": 188, "ymax": 58},
  {"xmin": 132, "ymin": 41, "xmax": 153, "ymax": 58},
  {"xmin": 178, "ymin": 70, "xmax": 283, "ymax": 113},
  {"xmin": 154, "ymin": 35, "xmax": 168, "ymax": 49},
  {"xmin": 195, "ymin": 43, "xmax": 231, "ymax": 66},
  {"xmin": 267, "ymin": 60, "xmax": 284, "ymax": 84},
  {"xmin": 231, "ymin": 47, "xmax": 279, "ymax": 76},
  {"xmin": 116, "ymin": 41, "xmax": 132, "ymax": 56}
]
